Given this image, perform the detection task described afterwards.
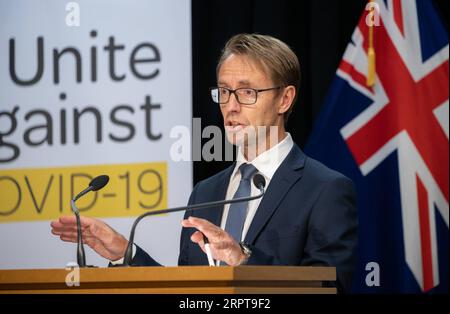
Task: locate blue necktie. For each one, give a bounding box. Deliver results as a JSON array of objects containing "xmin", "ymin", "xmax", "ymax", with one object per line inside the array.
[{"xmin": 224, "ymin": 163, "xmax": 258, "ymax": 243}]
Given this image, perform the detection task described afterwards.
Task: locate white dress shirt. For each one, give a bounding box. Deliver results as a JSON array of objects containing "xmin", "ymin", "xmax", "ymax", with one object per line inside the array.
[{"xmin": 220, "ymin": 132, "xmax": 294, "ymax": 241}]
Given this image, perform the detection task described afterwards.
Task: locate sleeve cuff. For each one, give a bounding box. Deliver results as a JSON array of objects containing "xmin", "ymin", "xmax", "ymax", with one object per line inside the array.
[{"xmin": 110, "ymin": 243, "xmax": 136, "ymax": 265}]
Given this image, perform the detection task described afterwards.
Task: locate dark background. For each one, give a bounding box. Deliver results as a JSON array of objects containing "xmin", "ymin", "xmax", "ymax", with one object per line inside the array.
[{"xmin": 192, "ymin": 0, "xmax": 449, "ymax": 184}]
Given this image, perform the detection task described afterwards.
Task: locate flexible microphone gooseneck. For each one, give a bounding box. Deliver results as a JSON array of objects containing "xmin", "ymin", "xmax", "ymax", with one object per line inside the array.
[
  {"xmin": 70, "ymin": 175, "xmax": 109, "ymax": 267},
  {"xmin": 122, "ymin": 173, "xmax": 266, "ymax": 266}
]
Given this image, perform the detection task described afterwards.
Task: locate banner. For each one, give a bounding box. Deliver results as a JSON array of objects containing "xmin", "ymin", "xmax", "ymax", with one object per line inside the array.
[{"xmin": 0, "ymin": 0, "xmax": 192, "ymax": 268}]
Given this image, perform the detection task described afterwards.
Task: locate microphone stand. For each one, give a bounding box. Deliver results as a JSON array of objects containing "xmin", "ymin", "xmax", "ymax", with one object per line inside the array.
[
  {"xmin": 68, "ymin": 175, "xmax": 109, "ymax": 268},
  {"xmin": 122, "ymin": 185, "xmax": 265, "ymax": 266},
  {"xmin": 70, "ymin": 186, "xmax": 96, "ymax": 268},
  {"xmin": 70, "ymin": 199, "xmax": 87, "ymax": 268}
]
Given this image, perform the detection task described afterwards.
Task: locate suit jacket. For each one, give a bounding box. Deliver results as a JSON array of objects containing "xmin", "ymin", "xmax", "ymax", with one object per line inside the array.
[{"xmin": 132, "ymin": 144, "xmax": 358, "ymax": 293}]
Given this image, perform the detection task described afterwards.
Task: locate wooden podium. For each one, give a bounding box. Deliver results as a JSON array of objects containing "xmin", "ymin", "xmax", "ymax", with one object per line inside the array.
[{"xmin": 0, "ymin": 266, "xmax": 336, "ymax": 294}]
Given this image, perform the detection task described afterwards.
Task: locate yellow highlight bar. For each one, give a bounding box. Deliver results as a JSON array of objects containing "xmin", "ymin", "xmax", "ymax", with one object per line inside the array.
[{"xmin": 0, "ymin": 162, "xmax": 167, "ymax": 223}]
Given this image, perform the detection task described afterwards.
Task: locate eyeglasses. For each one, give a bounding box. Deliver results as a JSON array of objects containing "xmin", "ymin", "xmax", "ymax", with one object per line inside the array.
[{"xmin": 210, "ymin": 86, "xmax": 282, "ymax": 105}]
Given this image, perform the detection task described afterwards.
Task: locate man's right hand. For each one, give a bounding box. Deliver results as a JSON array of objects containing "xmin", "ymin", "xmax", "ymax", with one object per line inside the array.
[{"xmin": 50, "ymin": 215, "xmax": 128, "ymax": 262}]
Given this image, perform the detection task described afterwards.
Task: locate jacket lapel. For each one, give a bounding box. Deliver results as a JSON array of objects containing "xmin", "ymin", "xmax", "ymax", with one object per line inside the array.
[{"xmin": 244, "ymin": 145, "xmax": 307, "ymax": 244}]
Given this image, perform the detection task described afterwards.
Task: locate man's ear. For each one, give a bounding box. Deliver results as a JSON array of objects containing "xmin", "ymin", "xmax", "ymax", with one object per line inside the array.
[{"xmin": 278, "ymin": 86, "xmax": 296, "ymax": 115}]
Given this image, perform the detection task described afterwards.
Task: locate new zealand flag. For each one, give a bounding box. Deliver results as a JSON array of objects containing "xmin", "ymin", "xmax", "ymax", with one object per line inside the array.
[{"xmin": 305, "ymin": 0, "xmax": 448, "ymax": 293}]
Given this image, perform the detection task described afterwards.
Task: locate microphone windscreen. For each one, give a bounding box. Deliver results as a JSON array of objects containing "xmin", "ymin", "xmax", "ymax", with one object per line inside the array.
[
  {"xmin": 89, "ymin": 175, "xmax": 110, "ymax": 191},
  {"xmin": 253, "ymin": 173, "xmax": 266, "ymax": 190}
]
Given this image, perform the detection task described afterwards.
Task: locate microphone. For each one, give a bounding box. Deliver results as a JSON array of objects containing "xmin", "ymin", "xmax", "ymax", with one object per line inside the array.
[
  {"xmin": 252, "ymin": 173, "xmax": 266, "ymax": 191},
  {"xmin": 70, "ymin": 175, "xmax": 109, "ymax": 267},
  {"xmin": 72, "ymin": 175, "xmax": 110, "ymax": 205},
  {"xmin": 122, "ymin": 173, "xmax": 266, "ymax": 266}
]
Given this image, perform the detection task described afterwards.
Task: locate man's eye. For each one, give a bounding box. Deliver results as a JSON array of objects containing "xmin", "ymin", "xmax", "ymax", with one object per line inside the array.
[{"xmin": 219, "ymin": 89, "xmax": 228, "ymax": 95}]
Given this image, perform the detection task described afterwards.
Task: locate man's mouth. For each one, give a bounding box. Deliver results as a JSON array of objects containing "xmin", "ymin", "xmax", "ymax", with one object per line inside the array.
[{"xmin": 225, "ymin": 121, "xmax": 246, "ymax": 132}]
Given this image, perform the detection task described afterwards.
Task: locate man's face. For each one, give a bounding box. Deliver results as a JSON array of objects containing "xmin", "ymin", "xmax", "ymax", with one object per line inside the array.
[{"xmin": 218, "ymin": 54, "xmax": 285, "ymax": 148}]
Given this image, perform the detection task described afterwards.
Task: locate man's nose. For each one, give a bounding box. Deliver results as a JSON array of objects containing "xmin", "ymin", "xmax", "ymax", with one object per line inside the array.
[{"xmin": 224, "ymin": 93, "xmax": 241, "ymax": 112}]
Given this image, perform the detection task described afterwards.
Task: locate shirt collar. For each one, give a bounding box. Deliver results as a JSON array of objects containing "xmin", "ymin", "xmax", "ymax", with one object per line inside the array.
[{"xmin": 232, "ymin": 133, "xmax": 294, "ymax": 180}]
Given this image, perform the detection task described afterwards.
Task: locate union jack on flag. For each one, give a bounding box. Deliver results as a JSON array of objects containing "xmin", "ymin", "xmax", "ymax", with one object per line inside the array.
[{"xmin": 305, "ymin": 0, "xmax": 448, "ymax": 293}]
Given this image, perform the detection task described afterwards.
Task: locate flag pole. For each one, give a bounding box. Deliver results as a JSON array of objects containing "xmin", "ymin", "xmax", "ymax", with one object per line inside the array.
[{"xmin": 367, "ymin": 0, "xmax": 376, "ymax": 87}]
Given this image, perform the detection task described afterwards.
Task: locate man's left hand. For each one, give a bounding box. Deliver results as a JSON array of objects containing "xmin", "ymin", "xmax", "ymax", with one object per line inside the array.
[{"xmin": 181, "ymin": 216, "xmax": 246, "ymax": 266}]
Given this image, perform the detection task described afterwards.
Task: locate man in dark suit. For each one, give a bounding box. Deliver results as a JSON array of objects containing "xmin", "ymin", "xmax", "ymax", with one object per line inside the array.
[{"xmin": 51, "ymin": 34, "xmax": 357, "ymax": 293}]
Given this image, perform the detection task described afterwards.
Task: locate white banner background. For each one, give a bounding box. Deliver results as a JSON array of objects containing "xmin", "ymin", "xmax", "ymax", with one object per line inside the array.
[{"xmin": 0, "ymin": 0, "xmax": 192, "ymax": 268}]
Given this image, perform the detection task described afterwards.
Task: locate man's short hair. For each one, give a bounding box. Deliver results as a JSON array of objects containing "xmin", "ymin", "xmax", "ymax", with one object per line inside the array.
[{"xmin": 216, "ymin": 33, "xmax": 301, "ymax": 123}]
